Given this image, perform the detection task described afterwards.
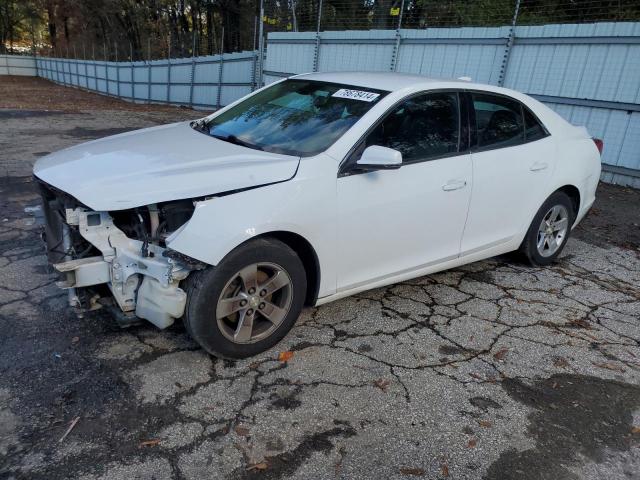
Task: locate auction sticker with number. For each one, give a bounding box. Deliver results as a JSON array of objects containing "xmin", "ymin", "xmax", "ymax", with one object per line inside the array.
[{"xmin": 331, "ymin": 89, "xmax": 380, "ymax": 102}]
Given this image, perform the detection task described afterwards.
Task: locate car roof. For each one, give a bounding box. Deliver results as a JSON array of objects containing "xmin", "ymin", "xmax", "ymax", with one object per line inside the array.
[
  {"xmin": 293, "ymin": 71, "xmax": 467, "ymax": 92},
  {"xmin": 291, "ymin": 71, "xmax": 575, "ymax": 136}
]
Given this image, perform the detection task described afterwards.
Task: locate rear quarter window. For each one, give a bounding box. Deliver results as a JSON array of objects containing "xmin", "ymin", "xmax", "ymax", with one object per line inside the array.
[{"xmin": 523, "ymin": 107, "xmax": 548, "ymax": 142}]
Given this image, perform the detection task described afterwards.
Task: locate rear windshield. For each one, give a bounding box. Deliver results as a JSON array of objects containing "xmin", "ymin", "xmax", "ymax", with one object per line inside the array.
[{"xmin": 199, "ymin": 79, "xmax": 388, "ymax": 156}]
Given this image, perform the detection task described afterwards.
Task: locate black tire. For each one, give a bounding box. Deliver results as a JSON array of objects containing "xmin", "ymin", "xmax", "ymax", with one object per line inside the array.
[
  {"xmin": 184, "ymin": 238, "xmax": 307, "ymax": 358},
  {"xmin": 519, "ymin": 191, "xmax": 575, "ymax": 266}
]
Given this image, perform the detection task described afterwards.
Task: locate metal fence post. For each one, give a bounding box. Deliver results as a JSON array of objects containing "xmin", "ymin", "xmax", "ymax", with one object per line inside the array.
[
  {"xmin": 216, "ymin": 28, "xmax": 225, "ymax": 109},
  {"xmin": 55, "ymin": 49, "xmax": 61, "ymax": 83},
  {"xmin": 257, "ymin": 0, "xmax": 265, "ymax": 88},
  {"xmin": 189, "ymin": 33, "xmax": 197, "ymax": 107},
  {"xmin": 49, "ymin": 50, "xmax": 60, "ymax": 83},
  {"xmin": 104, "ymin": 41, "xmax": 109, "ymax": 94},
  {"xmin": 390, "ymin": 0, "xmax": 405, "ymax": 71},
  {"xmin": 167, "ymin": 35, "xmax": 172, "ymax": 104},
  {"xmin": 73, "ymin": 45, "xmax": 78, "ymax": 86},
  {"xmin": 147, "ymin": 37, "xmax": 152, "ymax": 104},
  {"xmin": 92, "ymin": 44, "xmax": 97, "ymax": 90},
  {"xmin": 115, "ymin": 42, "xmax": 121, "ymax": 98},
  {"xmin": 63, "ymin": 47, "xmax": 69, "ymax": 86},
  {"xmin": 81, "ymin": 43, "xmax": 86, "ymax": 88},
  {"xmin": 498, "ymin": 0, "xmax": 521, "ymax": 86},
  {"xmin": 68, "ymin": 46, "xmax": 72, "ymax": 85},
  {"xmin": 33, "ymin": 37, "xmax": 38, "ymax": 78},
  {"xmin": 313, "ymin": 0, "xmax": 323, "ymax": 72},
  {"xmin": 390, "ymin": 0, "xmax": 404, "ymax": 72},
  {"xmin": 251, "ymin": 15, "xmax": 258, "ymax": 91}
]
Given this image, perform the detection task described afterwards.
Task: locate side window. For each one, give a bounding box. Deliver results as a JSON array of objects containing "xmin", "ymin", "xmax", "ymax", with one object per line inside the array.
[
  {"xmin": 472, "ymin": 93, "xmax": 524, "ymax": 149},
  {"xmin": 364, "ymin": 92, "xmax": 460, "ymax": 163},
  {"xmin": 523, "ymin": 107, "xmax": 547, "ymax": 142}
]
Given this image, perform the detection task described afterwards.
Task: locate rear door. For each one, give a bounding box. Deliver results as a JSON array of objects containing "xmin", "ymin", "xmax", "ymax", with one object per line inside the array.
[
  {"xmin": 460, "ymin": 92, "xmax": 555, "ymax": 255},
  {"xmin": 336, "ymin": 91, "xmax": 472, "ymax": 291}
]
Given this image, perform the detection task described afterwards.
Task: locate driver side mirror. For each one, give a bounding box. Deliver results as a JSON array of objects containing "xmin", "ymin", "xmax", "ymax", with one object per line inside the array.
[{"xmin": 355, "ymin": 145, "xmax": 402, "ymax": 171}]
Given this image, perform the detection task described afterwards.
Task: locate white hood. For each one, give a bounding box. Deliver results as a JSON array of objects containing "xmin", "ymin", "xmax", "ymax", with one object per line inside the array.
[{"xmin": 33, "ymin": 122, "xmax": 300, "ymax": 211}]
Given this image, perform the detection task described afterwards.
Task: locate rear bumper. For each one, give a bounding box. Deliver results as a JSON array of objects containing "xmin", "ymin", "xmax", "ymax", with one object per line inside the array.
[
  {"xmin": 574, "ymin": 197, "xmax": 595, "ymax": 227},
  {"xmin": 573, "ymin": 172, "xmax": 599, "ymax": 228}
]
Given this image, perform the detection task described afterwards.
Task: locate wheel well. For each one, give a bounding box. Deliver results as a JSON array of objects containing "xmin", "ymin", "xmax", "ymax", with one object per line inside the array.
[
  {"xmin": 256, "ymin": 231, "xmax": 320, "ymax": 307},
  {"xmin": 556, "ymin": 185, "xmax": 581, "ymax": 216}
]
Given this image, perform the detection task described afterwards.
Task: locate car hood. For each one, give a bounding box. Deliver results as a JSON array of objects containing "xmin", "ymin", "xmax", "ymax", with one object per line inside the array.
[{"xmin": 33, "ymin": 121, "xmax": 300, "ymax": 211}]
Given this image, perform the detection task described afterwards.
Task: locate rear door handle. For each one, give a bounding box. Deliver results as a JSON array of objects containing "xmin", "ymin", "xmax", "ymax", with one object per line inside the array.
[
  {"xmin": 530, "ymin": 162, "xmax": 548, "ymax": 172},
  {"xmin": 442, "ymin": 180, "xmax": 467, "ymax": 191}
]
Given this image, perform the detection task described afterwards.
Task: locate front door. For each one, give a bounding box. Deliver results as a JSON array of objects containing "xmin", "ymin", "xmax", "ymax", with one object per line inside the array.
[{"xmin": 336, "ymin": 91, "xmax": 472, "ymax": 292}]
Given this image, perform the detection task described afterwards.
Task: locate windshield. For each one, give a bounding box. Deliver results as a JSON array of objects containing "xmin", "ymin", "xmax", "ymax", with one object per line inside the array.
[{"xmin": 196, "ymin": 79, "xmax": 388, "ymax": 156}]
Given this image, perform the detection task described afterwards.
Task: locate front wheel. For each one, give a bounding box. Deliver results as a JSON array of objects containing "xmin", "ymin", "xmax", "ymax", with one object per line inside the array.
[
  {"xmin": 184, "ymin": 238, "xmax": 307, "ymax": 358},
  {"xmin": 519, "ymin": 191, "xmax": 575, "ymax": 266}
]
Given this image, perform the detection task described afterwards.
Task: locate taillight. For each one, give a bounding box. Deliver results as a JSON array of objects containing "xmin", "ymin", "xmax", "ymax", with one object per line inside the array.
[{"xmin": 593, "ymin": 138, "xmax": 604, "ymax": 155}]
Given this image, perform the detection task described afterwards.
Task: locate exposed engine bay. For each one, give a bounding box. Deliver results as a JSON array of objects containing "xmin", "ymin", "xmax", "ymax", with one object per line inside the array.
[{"xmin": 38, "ymin": 179, "xmax": 203, "ymax": 328}]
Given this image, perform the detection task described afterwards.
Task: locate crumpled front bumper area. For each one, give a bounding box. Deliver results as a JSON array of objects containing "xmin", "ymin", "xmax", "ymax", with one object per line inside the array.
[{"xmin": 51, "ymin": 208, "xmax": 191, "ymax": 329}]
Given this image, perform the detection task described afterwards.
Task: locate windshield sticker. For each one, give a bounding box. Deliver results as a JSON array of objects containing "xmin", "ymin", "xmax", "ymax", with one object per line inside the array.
[{"xmin": 332, "ymin": 89, "xmax": 380, "ymax": 102}]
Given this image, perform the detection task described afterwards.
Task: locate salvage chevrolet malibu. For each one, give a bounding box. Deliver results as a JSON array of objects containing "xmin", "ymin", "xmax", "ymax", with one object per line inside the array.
[{"xmin": 34, "ymin": 72, "xmax": 602, "ymax": 358}]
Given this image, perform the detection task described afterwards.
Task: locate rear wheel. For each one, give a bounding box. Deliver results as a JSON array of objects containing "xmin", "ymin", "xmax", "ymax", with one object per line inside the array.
[
  {"xmin": 184, "ymin": 238, "xmax": 307, "ymax": 358},
  {"xmin": 520, "ymin": 191, "xmax": 574, "ymax": 266}
]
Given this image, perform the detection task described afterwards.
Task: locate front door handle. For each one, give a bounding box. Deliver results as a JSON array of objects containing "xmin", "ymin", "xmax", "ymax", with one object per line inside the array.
[
  {"xmin": 442, "ymin": 180, "xmax": 467, "ymax": 191},
  {"xmin": 530, "ymin": 162, "xmax": 548, "ymax": 172}
]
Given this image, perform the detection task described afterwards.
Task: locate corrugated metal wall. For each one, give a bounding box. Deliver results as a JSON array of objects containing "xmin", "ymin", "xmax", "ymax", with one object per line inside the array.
[
  {"xmin": 0, "ymin": 54, "xmax": 37, "ymax": 76},
  {"xmin": 34, "ymin": 51, "xmax": 258, "ymax": 109},
  {"xmin": 264, "ymin": 23, "xmax": 640, "ymax": 187},
  {"xmin": 508, "ymin": 23, "xmax": 640, "ymax": 186}
]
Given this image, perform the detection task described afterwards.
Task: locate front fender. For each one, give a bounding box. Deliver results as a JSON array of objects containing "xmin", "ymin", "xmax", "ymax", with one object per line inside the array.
[{"xmin": 166, "ymin": 158, "xmax": 338, "ymax": 298}]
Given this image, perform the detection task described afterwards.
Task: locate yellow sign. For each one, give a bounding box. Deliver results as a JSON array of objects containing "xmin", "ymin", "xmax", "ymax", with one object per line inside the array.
[
  {"xmin": 390, "ymin": 7, "xmax": 400, "ymax": 16},
  {"xmin": 262, "ymin": 16, "xmax": 279, "ymax": 25}
]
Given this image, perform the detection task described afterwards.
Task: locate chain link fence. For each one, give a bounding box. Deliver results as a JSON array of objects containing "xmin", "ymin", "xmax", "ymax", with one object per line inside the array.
[
  {"xmin": 20, "ymin": 1, "xmax": 640, "ymax": 64},
  {"xmin": 258, "ymin": 0, "xmax": 640, "ymax": 32}
]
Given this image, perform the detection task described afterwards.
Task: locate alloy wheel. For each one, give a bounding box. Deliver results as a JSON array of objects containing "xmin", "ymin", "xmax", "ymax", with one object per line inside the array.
[
  {"xmin": 536, "ymin": 205, "xmax": 569, "ymax": 257},
  {"xmin": 216, "ymin": 262, "xmax": 293, "ymax": 344}
]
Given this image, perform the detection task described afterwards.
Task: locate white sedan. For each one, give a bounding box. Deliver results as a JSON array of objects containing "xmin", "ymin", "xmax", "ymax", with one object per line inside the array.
[{"xmin": 34, "ymin": 72, "xmax": 602, "ymax": 358}]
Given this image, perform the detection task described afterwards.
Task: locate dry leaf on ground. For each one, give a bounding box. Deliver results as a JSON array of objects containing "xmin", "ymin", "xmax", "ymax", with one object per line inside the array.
[
  {"xmin": 399, "ymin": 467, "xmax": 425, "ymax": 476},
  {"xmin": 278, "ymin": 351, "xmax": 294, "ymax": 362},
  {"xmin": 493, "ymin": 348, "xmax": 508, "ymax": 360},
  {"xmin": 374, "ymin": 378, "xmax": 391, "ymax": 392},
  {"xmin": 247, "ymin": 461, "xmax": 268, "ymax": 471},
  {"xmin": 553, "ymin": 357, "xmax": 569, "ymax": 368},
  {"xmin": 139, "ymin": 439, "xmax": 161, "ymax": 448},
  {"xmin": 592, "ymin": 361, "xmax": 625, "ymax": 373}
]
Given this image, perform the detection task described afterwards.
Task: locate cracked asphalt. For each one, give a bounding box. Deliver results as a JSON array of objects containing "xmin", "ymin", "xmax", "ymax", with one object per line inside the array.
[{"xmin": 1, "ymin": 76, "xmax": 640, "ymax": 480}]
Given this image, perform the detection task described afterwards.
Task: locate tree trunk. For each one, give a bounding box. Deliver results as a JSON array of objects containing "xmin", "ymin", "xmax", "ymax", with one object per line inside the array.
[{"xmin": 205, "ymin": 1, "xmax": 214, "ymax": 55}]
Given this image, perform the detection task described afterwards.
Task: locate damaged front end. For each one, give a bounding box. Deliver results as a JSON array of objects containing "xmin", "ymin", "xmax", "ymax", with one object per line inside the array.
[{"xmin": 38, "ymin": 180, "xmax": 203, "ymax": 328}]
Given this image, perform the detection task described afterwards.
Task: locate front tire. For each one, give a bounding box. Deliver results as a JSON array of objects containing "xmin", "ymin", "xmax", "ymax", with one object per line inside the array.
[
  {"xmin": 519, "ymin": 191, "xmax": 574, "ymax": 266},
  {"xmin": 184, "ymin": 238, "xmax": 307, "ymax": 358}
]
